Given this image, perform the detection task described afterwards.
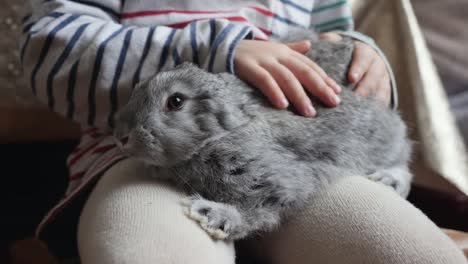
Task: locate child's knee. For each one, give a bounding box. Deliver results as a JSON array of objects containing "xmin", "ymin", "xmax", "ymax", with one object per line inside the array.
[
  {"xmin": 77, "ymin": 159, "xmax": 235, "ymax": 264},
  {"xmin": 79, "ymin": 238, "xmax": 234, "ymax": 264},
  {"xmin": 261, "ymin": 176, "xmax": 466, "ymax": 264},
  {"xmin": 78, "ymin": 191, "xmax": 235, "ymax": 264},
  {"xmin": 78, "ymin": 229, "xmax": 234, "ymax": 264}
]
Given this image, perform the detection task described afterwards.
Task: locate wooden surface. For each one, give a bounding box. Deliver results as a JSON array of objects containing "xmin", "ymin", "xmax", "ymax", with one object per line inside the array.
[{"xmin": 0, "ymin": 106, "xmax": 80, "ymax": 143}]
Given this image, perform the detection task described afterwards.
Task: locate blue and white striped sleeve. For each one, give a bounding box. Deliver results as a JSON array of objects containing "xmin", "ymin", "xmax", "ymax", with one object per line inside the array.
[
  {"xmin": 20, "ymin": 0, "xmax": 253, "ymax": 130},
  {"xmin": 308, "ymin": 0, "xmax": 398, "ymax": 109}
]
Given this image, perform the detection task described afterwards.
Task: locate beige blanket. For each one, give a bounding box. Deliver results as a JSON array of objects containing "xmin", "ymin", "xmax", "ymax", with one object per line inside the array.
[
  {"xmin": 412, "ymin": 0, "xmax": 468, "ymax": 153},
  {"xmin": 350, "ymin": 0, "xmax": 468, "ymax": 195}
]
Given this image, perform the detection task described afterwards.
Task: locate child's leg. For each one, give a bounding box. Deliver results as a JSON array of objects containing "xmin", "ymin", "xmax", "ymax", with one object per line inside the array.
[
  {"xmin": 261, "ymin": 176, "xmax": 466, "ymax": 264},
  {"xmin": 77, "ymin": 158, "xmax": 235, "ymax": 264}
]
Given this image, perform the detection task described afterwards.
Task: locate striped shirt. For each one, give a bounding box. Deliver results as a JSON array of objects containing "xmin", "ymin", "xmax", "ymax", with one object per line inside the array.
[{"xmin": 20, "ymin": 0, "xmax": 395, "ymax": 237}]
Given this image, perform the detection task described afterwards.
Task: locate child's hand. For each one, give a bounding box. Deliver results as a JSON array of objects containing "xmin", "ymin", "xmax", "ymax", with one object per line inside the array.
[
  {"xmin": 321, "ymin": 33, "xmax": 392, "ymax": 106},
  {"xmin": 234, "ymin": 40, "xmax": 342, "ymax": 117}
]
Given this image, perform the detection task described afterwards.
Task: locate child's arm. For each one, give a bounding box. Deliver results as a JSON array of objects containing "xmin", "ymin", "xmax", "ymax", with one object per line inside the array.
[{"xmin": 20, "ymin": 0, "xmax": 253, "ymax": 130}]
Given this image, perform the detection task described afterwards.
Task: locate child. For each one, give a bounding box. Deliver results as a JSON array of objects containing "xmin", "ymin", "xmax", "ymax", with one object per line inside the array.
[{"xmin": 21, "ymin": 0, "xmax": 466, "ymax": 263}]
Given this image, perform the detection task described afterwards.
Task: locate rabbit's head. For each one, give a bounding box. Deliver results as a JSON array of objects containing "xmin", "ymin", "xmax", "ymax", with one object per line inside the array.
[{"xmin": 114, "ymin": 63, "xmax": 261, "ymax": 167}]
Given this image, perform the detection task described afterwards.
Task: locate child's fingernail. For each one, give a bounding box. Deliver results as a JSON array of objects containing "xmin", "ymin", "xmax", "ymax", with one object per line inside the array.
[
  {"xmin": 333, "ymin": 83, "xmax": 342, "ymax": 93},
  {"xmin": 279, "ymin": 98, "xmax": 289, "ymax": 108},
  {"xmin": 304, "ymin": 105, "xmax": 316, "ymax": 117},
  {"xmin": 352, "ymin": 72, "xmax": 360, "ymax": 82},
  {"xmin": 326, "ymin": 78, "xmax": 341, "ymax": 93},
  {"xmin": 334, "ymin": 94, "xmax": 341, "ymax": 104},
  {"xmin": 330, "ymin": 94, "xmax": 341, "ymax": 105}
]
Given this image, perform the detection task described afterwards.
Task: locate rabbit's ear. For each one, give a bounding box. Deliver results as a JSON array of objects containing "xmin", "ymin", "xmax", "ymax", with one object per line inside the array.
[
  {"xmin": 114, "ymin": 102, "xmax": 137, "ymax": 139},
  {"xmin": 132, "ymin": 73, "xmax": 157, "ymax": 92},
  {"xmin": 175, "ymin": 62, "xmax": 205, "ymax": 74},
  {"xmin": 176, "ymin": 62, "xmax": 196, "ymax": 69}
]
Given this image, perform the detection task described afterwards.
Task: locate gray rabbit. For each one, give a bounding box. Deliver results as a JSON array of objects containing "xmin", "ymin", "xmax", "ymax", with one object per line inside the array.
[{"xmin": 114, "ymin": 36, "xmax": 412, "ymax": 241}]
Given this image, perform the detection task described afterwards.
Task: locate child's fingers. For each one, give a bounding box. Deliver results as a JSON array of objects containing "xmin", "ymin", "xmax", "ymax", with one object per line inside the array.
[
  {"xmin": 348, "ymin": 42, "xmax": 375, "ymax": 83},
  {"xmin": 354, "ymin": 60, "xmax": 384, "ymax": 97},
  {"xmin": 263, "ymin": 63, "xmax": 316, "ymax": 117},
  {"xmin": 320, "ymin": 32, "xmax": 343, "ymax": 42},
  {"xmin": 375, "ymin": 74, "xmax": 391, "ymax": 106},
  {"xmin": 292, "ymin": 52, "xmax": 327, "ymax": 79},
  {"xmin": 292, "ymin": 52, "xmax": 342, "ymax": 93},
  {"xmin": 280, "ymin": 56, "xmax": 340, "ymax": 107},
  {"xmin": 286, "ymin": 40, "xmax": 311, "ymax": 54},
  {"xmin": 244, "ymin": 63, "xmax": 289, "ymax": 109}
]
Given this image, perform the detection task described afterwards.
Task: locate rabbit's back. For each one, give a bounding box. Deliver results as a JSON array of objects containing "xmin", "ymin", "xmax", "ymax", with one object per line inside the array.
[
  {"xmin": 169, "ymin": 86, "xmax": 410, "ymax": 209},
  {"xmin": 263, "ymin": 89, "xmax": 410, "ymax": 175},
  {"xmin": 161, "ymin": 38, "xmax": 410, "ymax": 205}
]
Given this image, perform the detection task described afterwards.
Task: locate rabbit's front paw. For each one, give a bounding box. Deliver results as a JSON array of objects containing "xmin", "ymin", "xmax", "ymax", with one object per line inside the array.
[{"xmin": 182, "ymin": 196, "xmax": 245, "ymax": 240}]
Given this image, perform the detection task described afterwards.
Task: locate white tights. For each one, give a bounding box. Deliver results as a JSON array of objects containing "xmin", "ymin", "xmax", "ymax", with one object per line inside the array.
[{"xmin": 78, "ymin": 159, "xmax": 466, "ymax": 264}]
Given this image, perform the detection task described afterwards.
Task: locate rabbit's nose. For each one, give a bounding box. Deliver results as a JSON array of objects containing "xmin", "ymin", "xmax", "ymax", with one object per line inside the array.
[
  {"xmin": 120, "ymin": 136, "xmax": 129, "ymax": 145},
  {"xmin": 113, "ymin": 135, "xmax": 129, "ymax": 150}
]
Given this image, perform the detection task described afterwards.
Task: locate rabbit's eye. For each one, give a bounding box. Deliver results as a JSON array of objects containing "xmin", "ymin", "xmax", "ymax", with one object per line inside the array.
[{"xmin": 166, "ymin": 93, "xmax": 186, "ymax": 111}]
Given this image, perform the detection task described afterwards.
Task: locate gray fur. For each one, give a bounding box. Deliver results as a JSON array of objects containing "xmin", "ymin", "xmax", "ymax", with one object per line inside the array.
[{"xmin": 114, "ymin": 35, "xmax": 412, "ymax": 240}]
